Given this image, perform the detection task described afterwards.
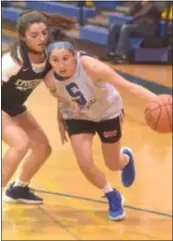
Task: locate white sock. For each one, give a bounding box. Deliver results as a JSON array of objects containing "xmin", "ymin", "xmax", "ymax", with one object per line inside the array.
[
  {"xmin": 14, "ymin": 179, "xmax": 29, "ymax": 187},
  {"xmin": 120, "ymin": 149, "xmax": 130, "ymax": 168},
  {"xmin": 123, "ymin": 154, "xmax": 130, "ymax": 167},
  {"xmin": 103, "ymin": 182, "xmax": 114, "ymax": 194}
]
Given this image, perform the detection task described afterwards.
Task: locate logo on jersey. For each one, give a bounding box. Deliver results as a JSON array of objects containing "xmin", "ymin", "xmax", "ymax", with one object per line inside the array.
[
  {"xmin": 103, "ymin": 130, "xmax": 117, "ymax": 138},
  {"xmin": 15, "ymin": 79, "xmax": 42, "ymax": 91},
  {"xmin": 81, "ymin": 99, "xmax": 97, "ymax": 111}
]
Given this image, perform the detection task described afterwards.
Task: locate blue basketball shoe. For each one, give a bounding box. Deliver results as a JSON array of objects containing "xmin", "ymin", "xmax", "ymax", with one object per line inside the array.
[
  {"xmin": 105, "ymin": 189, "xmax": 125, "ymax": 221},
  {"xmin": 121, "ymin": 147, "xmax": 135, "ymax": 187}
]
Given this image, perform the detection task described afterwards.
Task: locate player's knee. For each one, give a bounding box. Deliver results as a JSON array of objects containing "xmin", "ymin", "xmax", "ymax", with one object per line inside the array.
[
  {"xmin": 45, "ymin": 144, "xmax": 52, "ymax": 158},
  {"xmin": 37, "ymin": 141, "xmax": 52, "ymax": 158},
  {"xmin": 78, "ymin": 159, "xmax": 93, "ymax": 172},
  {"xmin": 15, "ymin": 138, "xmax": 30, "ymax": 156}
]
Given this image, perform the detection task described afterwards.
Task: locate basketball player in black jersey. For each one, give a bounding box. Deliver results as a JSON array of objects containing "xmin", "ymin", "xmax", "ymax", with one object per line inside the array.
[{"xmin": 2, "ymin": 10, "xmax": 75, "ymax": 204}]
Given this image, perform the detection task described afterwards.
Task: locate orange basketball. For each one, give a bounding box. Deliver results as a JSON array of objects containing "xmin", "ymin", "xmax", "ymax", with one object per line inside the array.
[{"xmin": 144, "ymin": 94, "xmax": 172, "ymax": 133}]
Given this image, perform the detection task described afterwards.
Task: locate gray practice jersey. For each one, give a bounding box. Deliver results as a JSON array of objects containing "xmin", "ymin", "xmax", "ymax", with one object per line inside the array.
[{"xmin": 53, "ymin": 52, "xmax": 123, "ymax": 122}]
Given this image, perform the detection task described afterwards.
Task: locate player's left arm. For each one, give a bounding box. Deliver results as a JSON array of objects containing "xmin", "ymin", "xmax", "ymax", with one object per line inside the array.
[{"xmin": 81, "ymin": 56, "xmax": 157, "ymax": 103}]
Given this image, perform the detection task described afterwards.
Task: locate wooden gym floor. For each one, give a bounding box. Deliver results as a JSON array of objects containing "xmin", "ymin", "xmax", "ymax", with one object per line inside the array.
[{"xmin": 2, "ymin": 30, "xmax": 172, "ymax": 240}]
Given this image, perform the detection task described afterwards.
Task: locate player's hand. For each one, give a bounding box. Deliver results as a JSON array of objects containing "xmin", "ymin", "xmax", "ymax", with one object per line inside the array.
[
  {"xmin": 58, "ymin": 120, "xmax": 68, "ymax": 144},
  {"xmin": 70, "ymin": 100, "xmax": 81, "ymax": 117}
]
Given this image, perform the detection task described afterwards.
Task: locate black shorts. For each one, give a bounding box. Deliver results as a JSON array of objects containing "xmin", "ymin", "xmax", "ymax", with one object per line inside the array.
[
  {"xmin": 65, "ymin": 115, "xmax": 122, "ymax": 143},
  {"xmin": 2, "ymin": 105, "xmax": 27, "ymax": 117}
]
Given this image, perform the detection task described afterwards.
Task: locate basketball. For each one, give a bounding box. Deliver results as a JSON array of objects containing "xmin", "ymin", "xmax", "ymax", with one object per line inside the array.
[{"xmin": 144, "ymin": 94, "xmax": 172, "ymax": 133}]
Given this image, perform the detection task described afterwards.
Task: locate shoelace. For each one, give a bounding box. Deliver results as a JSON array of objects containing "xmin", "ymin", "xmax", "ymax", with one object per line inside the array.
[{"xmin": 22, "ymin": 186, "xmax": 32, "ymax": 194}]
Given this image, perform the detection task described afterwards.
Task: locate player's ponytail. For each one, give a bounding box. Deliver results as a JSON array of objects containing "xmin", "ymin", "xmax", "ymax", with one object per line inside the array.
[
  {"xmin": 18, "ymin": 10, "xmax": 76, "ymax": 31},
  {"xmin": 49, "ymin": 28, "xmax": 76, "ymax": 46}
]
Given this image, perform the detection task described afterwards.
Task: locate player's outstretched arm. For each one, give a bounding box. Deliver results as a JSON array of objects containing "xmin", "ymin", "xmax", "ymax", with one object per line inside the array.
[{"xmin": 81, "ymin": 56, "xmax": 157, "ymax": 103}]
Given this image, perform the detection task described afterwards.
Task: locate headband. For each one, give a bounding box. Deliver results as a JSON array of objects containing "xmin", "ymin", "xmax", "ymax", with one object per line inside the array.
[{"xmin": 47, "ymin": 41, "xmax": 74, "ymax": 54}]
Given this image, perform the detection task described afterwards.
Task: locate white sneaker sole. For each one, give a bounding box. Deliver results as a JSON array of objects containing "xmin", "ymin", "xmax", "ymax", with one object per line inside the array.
[
  {"xmin": 108, "ymin": 195, "xmax": 126, "ymax": 221},
  {"xmin": 3, "ymin": 194, "xmax": 43, "ymax": 205}
]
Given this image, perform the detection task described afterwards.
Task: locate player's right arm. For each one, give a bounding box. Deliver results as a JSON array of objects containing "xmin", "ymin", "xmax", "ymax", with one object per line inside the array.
[
  {"xmin": 2, "ymin": 52, "xmax": 22, "ymax": 86},
  {"xmin": 57, "ymin": 103, "xmax": 68, "ymax": 144},
  {"xmin": 44, "ymin": 71, "xmax": 81, "ymax": 117},
  {"xmin": 44, "ymin": 70, "xmax": 59, "ymax": 97},
  {"xmin": 44, "ymin": 70, "xmax": 72, "ymax": 102}
]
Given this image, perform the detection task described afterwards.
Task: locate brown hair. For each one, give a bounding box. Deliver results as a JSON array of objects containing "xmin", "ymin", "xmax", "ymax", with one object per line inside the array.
[
  {"xmin": 11, "ymin": 10, "xmax": 76, "ymax": 64},
  {"xmin": 50, "ymin": 28, "xmax": 76, "ymax": 46}
]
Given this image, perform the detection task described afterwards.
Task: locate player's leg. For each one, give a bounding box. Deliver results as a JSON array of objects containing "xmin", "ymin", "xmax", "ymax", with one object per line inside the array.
[
  {"xmin": 70, "ymin": 133, "xmax": 107, "ymax": 188},
  {"xmin": 97, "ymin": 115, "xmax": 135, "ymax": 187},
  {"xmin": 4, "ymin": 110, "xmax": 52, "ymax": 204},
  {"xmin": 96, "ymin": 116, "xmax": 135, "ymax": 220},
  {"xmin": 66, "ymin": 119, "xmax": 122, "ymax": 221},
  {"xmin": 65, "ymin": 119, "xmax": 106, "ymax": 188},
  {"xmin": 13, "ymin": 110, "xmax": 52, "ymax": 183},
  {"xmin": 2, "ymin": 110, "xmax": 30, "ymax": 188}
]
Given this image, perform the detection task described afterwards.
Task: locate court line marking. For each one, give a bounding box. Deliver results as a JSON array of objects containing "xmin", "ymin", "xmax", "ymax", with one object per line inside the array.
[
  {"xmin": 38, "ymin": 206, "xmax": 81, "ymax": 240},
  {"xmin": 32, "ymin": 188, "xmax": 172, "ymax": 218},
  {"xmin": 116, "ymin": 70, "xmax": 172, "ymax": 94}
]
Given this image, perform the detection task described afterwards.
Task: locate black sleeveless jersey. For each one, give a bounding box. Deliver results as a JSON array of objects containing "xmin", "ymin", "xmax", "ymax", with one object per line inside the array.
[{"xmin": 2, "ymin": 46, "xmax": 51, "ymax": 113}]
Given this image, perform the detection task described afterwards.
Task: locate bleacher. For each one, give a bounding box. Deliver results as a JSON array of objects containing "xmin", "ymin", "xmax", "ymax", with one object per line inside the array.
[
  {"xmin": 2, "ymin": 2, "xmax": 96, "ymax": 21},
  {"xmin": 2, "ymin": 1, "xmax": 172, "ymax": 64}
]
